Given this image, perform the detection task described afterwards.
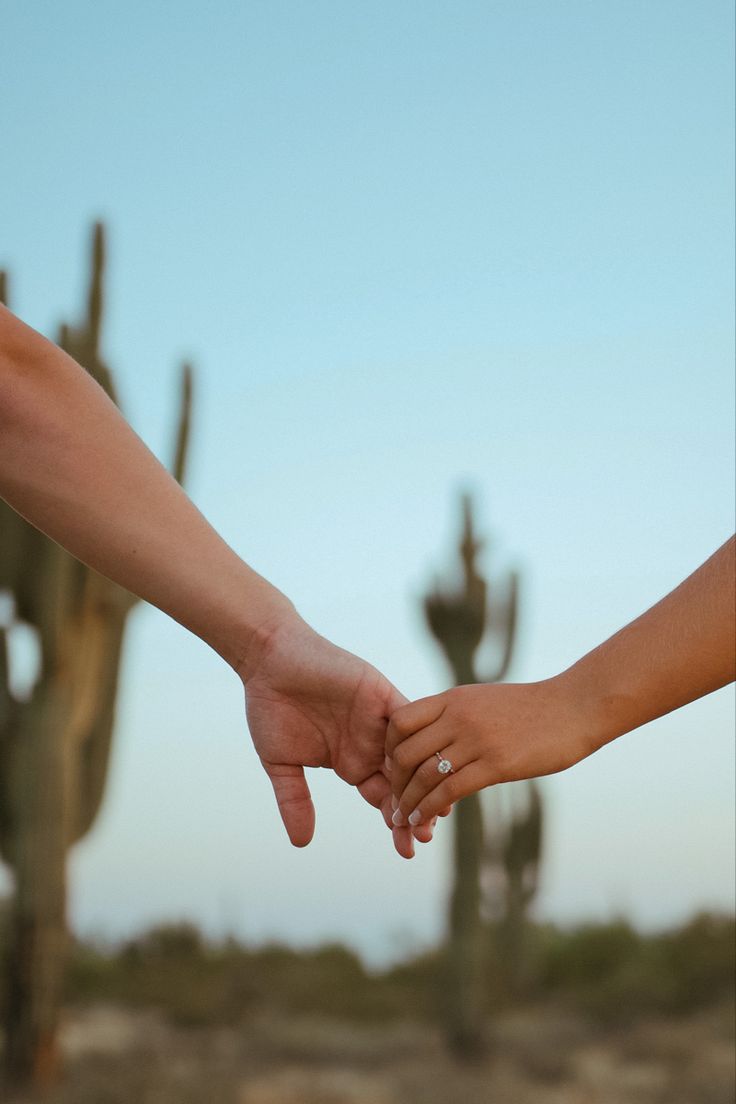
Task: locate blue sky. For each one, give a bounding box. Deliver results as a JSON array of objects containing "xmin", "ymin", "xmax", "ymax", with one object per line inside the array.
[{"xmin": 1, "ymin": 0, "xmax": 734, "ymax": 963}]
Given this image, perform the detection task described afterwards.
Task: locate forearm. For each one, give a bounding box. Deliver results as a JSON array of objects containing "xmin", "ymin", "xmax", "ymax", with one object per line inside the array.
[
  {"xmin": 562, "ymin": 535, "xmax": 736, "ymax": 751},
  {"xmin": 0, "ymin": 305, "xmax": 293, "ymax": 671}
]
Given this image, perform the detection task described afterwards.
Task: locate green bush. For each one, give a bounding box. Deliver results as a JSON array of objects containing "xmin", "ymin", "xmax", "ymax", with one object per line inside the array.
[
  {"xmin": 24, "ymin": 909, "xmax": 733, "ymax": 1028},
  {"xmin": 531, "ymin": 912, "xmax": 735, "ymax": 1021}
]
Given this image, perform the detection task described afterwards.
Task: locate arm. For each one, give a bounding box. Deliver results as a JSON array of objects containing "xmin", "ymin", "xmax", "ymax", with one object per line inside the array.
[
  {"xmin": 0, "ymin": 305, "xmax": 432, "ymax": 856},
  {"xmin": 0, "ymin": 306, "xmax": 291, "ymax": 668},
  {"xmin": 388, "ymin": 535, "xmax": 736, "ymax": 825}
]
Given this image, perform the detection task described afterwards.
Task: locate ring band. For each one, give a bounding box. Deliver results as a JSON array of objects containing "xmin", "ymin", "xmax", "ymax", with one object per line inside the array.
[{"xmin": 435, "ymin": 751, "xmax": 454, "ymax": 775}]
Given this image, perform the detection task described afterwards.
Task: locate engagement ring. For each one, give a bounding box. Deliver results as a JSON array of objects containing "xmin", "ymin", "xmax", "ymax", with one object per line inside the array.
[{"xmin": 435, "ymin": 752, "xmax": 454, "ymax": 775}]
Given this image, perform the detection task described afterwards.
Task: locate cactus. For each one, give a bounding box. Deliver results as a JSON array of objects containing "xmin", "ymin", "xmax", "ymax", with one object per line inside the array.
[
  {"xmin": 482, "ymin": 775, "xmax": 544, "ymax": 998},
  {"xmin": 0, "ymin": 224, "xmax": 193, "ymax": 1089},
  {"xmin": 423, "ymin": 493, "xmax": 539, "ymax": 1056}
]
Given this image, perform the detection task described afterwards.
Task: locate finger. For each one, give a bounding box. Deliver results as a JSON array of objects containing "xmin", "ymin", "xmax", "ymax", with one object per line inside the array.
[
  {"xmin": 390, "ymin": 719, "xmax": 452, "ymax": 802},
  {"xmin": 385, "ymin": 694, "xmax": 446, "ymax": 758},
  {"xmin": 403, "ymin": 762, "xmax": 491, "ymax": 823},
  {"xmin": 395, "ymin": 743, "xmax": 477, "ymax": 825},
  {"xmin": 379, "ymin": 790, "xmax": 396, "ymax": 831},
  {"xmin": 392, "ymin": 823, "xmax": 415, "ymax": 859},
  {"xmin": 357, "ymin": 771, "xmax": 391, "ymax": 820},
  {"xmin": 360, "ymin": 774, "xmax": 431, "ymax": 851},
  {"xmin": 412, "ymin": 815, "xmax": 439, "ymax": 844},
  {"xmin": 384, "ymin": 680, "xmax": 409, "ymax": 717},
  {"xmin": 261, "ymin": 761, "xmax": 315, "ymax": 847},
  {"xmin": 370, "ymin": 776, "xmax": 401, "ymax": 833},
  {"xmin": 375, "ymin": 788, "xmax": 415, "ymax": 858},
  {"xmin": 381, "ymin": 787, "xmax": 415, "ymax": 858}
]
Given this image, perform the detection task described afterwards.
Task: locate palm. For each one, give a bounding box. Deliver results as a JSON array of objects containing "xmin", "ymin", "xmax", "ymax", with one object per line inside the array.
[
  {"xmin": 242, "ymin": 616, "xmax": 423, "ymax": 856},
  {"xmin": 247, "ymin": 666, "xmax": 389, "ymax": 781}
]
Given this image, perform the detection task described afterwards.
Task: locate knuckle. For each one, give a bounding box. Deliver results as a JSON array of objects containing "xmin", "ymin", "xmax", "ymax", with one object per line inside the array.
[
  {"xmin": 445, "ymin": 686, "xmax": 466, "ymax": 712},
  {"xmin": 419, "ymin": 758, "xmax": 438, "ymax": 784},
  {"xmin": 487, "ymin": 749, "xmax": 508, "ymax": 780},
  {"xmin": 444, "ymin": 775, "xmax": 461, "ymax": 802},
  {"xmin": 392, "ymin": 709, "xmax": 413, "ymax": 737},
  {"xmin": 393, "ymin": 743, "xmax": 413, "ymax": 771}
]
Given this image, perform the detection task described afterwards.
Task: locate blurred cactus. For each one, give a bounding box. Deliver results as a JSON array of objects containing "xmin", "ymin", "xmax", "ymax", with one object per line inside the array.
[
  {"xmin": 425, "ymin": 494, "xmax": 519, "ymax": 688},
  {"xmin": 423, "ymin": 493, "xmax": 541, "ymax": 1057},
  {"xmin": 0, "ymin": 223, "xmax": 193, "ymax": 1089},
  {"xmin": 487, "ymin": 778, "xmax": 544, "ymax": 996}
]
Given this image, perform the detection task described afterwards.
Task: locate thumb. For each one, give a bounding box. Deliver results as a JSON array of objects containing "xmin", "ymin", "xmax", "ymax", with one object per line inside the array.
[
  {"xmin": 262, "ymin": 761, "xmax": 316, "ymax": 847},
  {"xmin": 384, "ymin": 681, "xmax": 409, "ymax": 717}
]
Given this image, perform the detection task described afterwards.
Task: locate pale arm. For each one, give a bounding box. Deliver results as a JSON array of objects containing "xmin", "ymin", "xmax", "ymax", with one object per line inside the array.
[
  {"xmin": 0, "ymin": 305, "xmax": 433, "ymax": 856},
  {"xmin": 0, "ymin": 303, "xmax": 290, "ymax": 668}
]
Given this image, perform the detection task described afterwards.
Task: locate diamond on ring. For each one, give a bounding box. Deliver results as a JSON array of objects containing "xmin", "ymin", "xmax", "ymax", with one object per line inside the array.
[{"xmin": 436, "ymin": 756, "xmax": 453, "ymax": 775}]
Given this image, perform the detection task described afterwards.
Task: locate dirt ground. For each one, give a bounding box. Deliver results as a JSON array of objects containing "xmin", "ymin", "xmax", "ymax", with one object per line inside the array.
[{"xmin": 7, "ymin": 1001, "xmax": 735, "ymax": 1104}]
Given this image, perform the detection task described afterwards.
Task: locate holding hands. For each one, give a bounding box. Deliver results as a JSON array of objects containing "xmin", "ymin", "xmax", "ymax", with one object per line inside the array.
[
  {"xmin": 0, "ymin": 305, "xmax": 437, "ymax": 859},
  {"xmin": 0, "ymin": 303, "xmax": 733, "ymax": 862}
]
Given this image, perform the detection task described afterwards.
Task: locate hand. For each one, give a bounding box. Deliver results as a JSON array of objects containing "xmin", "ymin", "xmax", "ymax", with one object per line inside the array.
[
  {"xmin": 239, "ymin": 608, "xmax": 439, "ymax": 858},
  {"xmin": 386, "ymin": 677, "xmax": 591, "ymax": 824}
]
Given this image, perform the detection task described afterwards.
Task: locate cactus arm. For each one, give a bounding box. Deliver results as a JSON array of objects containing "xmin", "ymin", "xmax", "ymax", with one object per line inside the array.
[
  {"xmin": 86, "ymin": 222, "xmax": 104, "ymax": 357},
  {"xmin": 0, "ymin": 624, "xmax": 11, "ymax": 729},
  {"xmin": 171, "ymin": 362, "xmax": 193, "ymax": 485},
  {"xmin": 481, "ymin": 568, "xmax": 519, "ymax": 683},
  {"xmin": 57, "ymin": 223, "xmax": 118, "ymax": 405},
  {"xmin": 0, "ymin": 277, "xmax": 24, "ymax": 596},
  {"xmin": 0, "ymin": 501, "xmax": 28, "ymax": 599},
  {"xmin": 71, "ymin": 612, "xmax": 127, "ymax": 844},
  {"xmin": 520, "ymin": 780, "xmax": 543, "ymax": 907},
  {"xmin": 0, "ymin": 625, "xmax": 19, "ymax": 856}
]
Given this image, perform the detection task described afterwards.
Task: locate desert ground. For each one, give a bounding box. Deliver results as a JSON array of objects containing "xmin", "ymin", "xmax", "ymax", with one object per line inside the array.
[{"xmin": 8, "ymin": 999, "xmax": 734, "ymax": 1104}]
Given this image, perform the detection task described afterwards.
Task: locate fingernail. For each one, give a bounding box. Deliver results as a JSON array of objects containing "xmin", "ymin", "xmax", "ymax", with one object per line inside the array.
[
  {"xmin": 391, "ymin": 796, "xmax": 398, "ymax": 811},
  {"xmin": 392, "ymin": 809, "xmax": 406, "ymax": 827},
  {"xmin": 384, "ymin": 755, "xmax": 393, "ymax": 773},
  {"xmin": 408, "ymin": 810, "xmax": 422, "ymax": 826}
]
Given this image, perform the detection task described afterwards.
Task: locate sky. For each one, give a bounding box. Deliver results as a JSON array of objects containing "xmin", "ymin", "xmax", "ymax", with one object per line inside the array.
[{"xmin": 0, "ymin": 0, "xmax": 734, "ymax": 965}]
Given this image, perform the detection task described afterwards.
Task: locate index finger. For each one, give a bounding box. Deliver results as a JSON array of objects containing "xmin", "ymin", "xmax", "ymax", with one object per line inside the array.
[{"xmin": 385, "ymin": 694, "xmax": 446, "ymax": 758}]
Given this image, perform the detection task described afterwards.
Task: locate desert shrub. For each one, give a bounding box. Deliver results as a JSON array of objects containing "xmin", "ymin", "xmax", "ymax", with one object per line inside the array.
[
  {"xmin": 61, "ymin": 912, "xmax": 735, "ymax": 1027},
  {"xmin": 532, "ymin": 912, "xmax": 735, "ymax": 1021},
  {"xmin": 536, "ymin": 918, "xmax": 642, "ymax": 989},
  {"xmin": 655, "ymin": 912, "xmax": 736, "ymax": 1010},
  {"xmin": 66, "ymin": 929, "xmax": 422, "ymax": 1026}
]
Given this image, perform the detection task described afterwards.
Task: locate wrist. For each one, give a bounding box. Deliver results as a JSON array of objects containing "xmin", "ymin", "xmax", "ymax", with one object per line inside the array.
[
  {"xmin": 228, "ymin": 583, "xmax": 301, "ymax": 682},
  {"xmin": 555, "ymin": 654, "xmax": 635, "ymax": 757}
]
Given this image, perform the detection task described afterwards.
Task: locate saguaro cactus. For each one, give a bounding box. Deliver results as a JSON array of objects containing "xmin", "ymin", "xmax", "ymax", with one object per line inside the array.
[
  {"xmin": 423, "ymin": 493, "xmax": 525, "ymax": 1057},
  {"xmin": 0, "ymin": 224, "xmax": 193, "ymax": 1089},
  {"xmin": 497, "ymin": 780, "xmax": 543, "ymax": 995}
]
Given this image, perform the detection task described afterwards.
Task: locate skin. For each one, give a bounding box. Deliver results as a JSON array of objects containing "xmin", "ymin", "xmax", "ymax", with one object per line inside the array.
[
  {"xmin": 0, "ymin": 304, "xmax": 442, "ymax": 858},
  {"xmin": 388, "ymin": 534, "xmax": 736, "ymax": 825}
]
